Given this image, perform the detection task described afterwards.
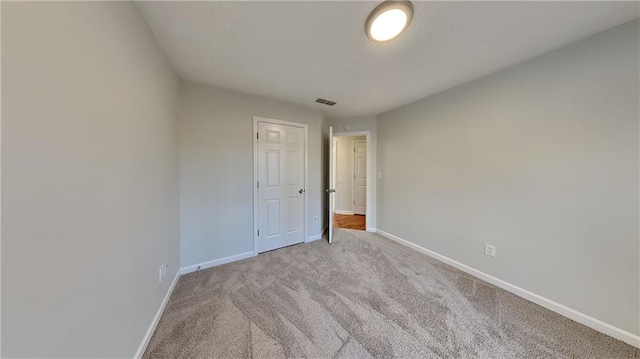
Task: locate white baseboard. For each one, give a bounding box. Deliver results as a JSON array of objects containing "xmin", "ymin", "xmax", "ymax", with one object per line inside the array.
[
  {"xmin": 375, "ymin": 229, "xmax": 640, "ymax": 349},
  {"xmin": 307, "ymin": 233, "xmax": 323, "ymax": 242},
  {"xmin": 307, "ymin": 224, "xmax": 328, "ymax": 243},
  {"xmin": 367, "ymin": 227, "xmax": 377, "ymax": 233},
  {"xmin": 308, "ymin": 225, "xmax": 328, "ymax": 242},
  {"xmin": 180, "ymin": 251, "xmax": 256, "ymax": 275},
  {"xmin": 134, "ymin": 270, "xmax": 180, "ymax": 359},
  {"xmin": 334, "ymin": 210, "xmax": 354, "ymax": 215}
]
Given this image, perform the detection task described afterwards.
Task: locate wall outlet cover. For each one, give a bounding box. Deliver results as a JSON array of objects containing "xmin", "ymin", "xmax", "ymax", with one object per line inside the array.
[{"xmin": 484, "ymin": 244, "xmax": 496, "ymax": 258}]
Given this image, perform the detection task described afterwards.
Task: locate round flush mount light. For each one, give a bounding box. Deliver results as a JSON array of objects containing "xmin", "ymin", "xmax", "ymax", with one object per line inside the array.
[{"xmin": 365, "ymin": 1, "xmax": 413, "ymax": 43}]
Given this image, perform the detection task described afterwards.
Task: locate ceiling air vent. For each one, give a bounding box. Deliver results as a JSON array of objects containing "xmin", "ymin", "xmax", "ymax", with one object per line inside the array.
[{"xmin": 315, "ymin": 98, "xmax": 336, "ymax": 106}]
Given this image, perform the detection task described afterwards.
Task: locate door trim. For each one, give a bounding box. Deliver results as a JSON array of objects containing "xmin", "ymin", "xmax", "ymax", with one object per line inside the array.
[
  {"xmin": 333, "ymin": 131, "xmax": 371, "ymax": 231},
  {"xmin": 253, "ymin": 116, "xmax": 309, "ymax": 255}
]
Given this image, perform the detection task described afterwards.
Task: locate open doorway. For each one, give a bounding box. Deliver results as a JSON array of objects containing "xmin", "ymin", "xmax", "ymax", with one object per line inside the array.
[{"xmin": 332, "ymin": 134, "xmax": 367, "ymax": 230}]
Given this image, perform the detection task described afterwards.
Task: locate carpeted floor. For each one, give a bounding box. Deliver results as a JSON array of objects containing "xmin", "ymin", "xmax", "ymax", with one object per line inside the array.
[{"xmin": 143, "ymin": 229, "xmax": 639, "ymax": 359}]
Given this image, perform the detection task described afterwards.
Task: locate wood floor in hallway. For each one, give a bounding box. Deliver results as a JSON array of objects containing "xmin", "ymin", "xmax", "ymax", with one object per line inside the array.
[{"xmin": 334, "ymin": 213, "xmax": 365, "ymax": 230}]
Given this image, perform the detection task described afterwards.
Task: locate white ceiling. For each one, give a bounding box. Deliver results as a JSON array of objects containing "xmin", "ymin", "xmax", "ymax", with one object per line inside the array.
[{"xmin": 136, "ymin": 1, "xmax": 639, "ymax": 117}]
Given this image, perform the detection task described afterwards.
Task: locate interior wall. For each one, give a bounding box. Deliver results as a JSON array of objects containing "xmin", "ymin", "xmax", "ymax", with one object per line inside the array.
[
  {"xmin": 328, "ymin": 116, "xmax": 378, "ymax": 230},
  {"xmin": 377, "ymin": 19, "xmax": 639, "ymax": 335},
  {"xmin": 334, "ymin": 136, "xmax": 366, "ymax": 213},
  {"xmin": 179, "ymin": 81, "xmax": 324, "ymax": 268},
  {"xmin": 2, "ymin": 2, "xmax": 181, "ymax": 357}
]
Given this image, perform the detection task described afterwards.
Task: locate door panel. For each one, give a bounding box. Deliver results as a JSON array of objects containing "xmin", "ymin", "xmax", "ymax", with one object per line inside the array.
[
  {"xmin": 286, "ymin": 151, "xmax": 299, "ymax": 185},
  {"xmin": 266, "ymin": 150, "xmax": 280, "ymax": 187},
  {"xmin": 286, "ymin": 197, "xmax": 299, "ymax": 233},
  {"xmin": 258, "ymin": 122, "xmax": 305, "ymax": 253},
  {"xmin": 267, "ymin": 200, "xmax": 280, "ymax": 237},
  {"xmin": 353, "ymin": 141, "xmax": 367, "ymax": 215}
]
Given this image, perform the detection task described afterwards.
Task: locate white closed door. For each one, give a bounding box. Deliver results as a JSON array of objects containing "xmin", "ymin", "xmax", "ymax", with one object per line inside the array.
[
  {"xmin": 353, "ymin": 141, "xmax": 367, "ymax": 215},
  {"xmin": 257, "ymin": 122, "xmax": 305, "ymax": 253}
]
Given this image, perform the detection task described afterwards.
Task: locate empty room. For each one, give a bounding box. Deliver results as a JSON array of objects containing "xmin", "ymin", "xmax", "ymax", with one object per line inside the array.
[{"xmin": 2, "ymin": 1, "xmax": 639, "ymax": 358}]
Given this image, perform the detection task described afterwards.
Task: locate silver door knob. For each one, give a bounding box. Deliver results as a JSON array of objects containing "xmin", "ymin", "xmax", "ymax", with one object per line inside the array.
[
  {"xmin": 299, "ymin": 189, "xmax": 305, "ymax": 194},
  {"xmin": 325, "ymin": 189, "xmax": 336, "ymax": 193}
]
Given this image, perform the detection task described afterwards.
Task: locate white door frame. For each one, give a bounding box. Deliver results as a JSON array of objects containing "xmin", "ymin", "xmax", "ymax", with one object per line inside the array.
[
  {"xmin": 253, "ymin": 116, "xmax": 309, "ymax": 255},
  {"xmin": 333, "ymin": 131, "xmax": 371, "ymax": 231}
]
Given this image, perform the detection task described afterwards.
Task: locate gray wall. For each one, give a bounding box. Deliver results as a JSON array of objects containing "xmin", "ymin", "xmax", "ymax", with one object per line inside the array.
[
  {"xmin": 377, "ymin": 20, "xmax": 639, "ymax": 335},
  {"xmin": 329, "ymin": 116, "xmax": 378, "ymax": 230},
  {"xmin": 179, "ymin": 81, "xmax": 325, "ymax": 268},
  {"xmin": 335, "ymin": 136, "xmax": 366, "ymax": 213},
  {"xmin": 2, "ymin": 2, "xmax": 181, "ymax": 357}
]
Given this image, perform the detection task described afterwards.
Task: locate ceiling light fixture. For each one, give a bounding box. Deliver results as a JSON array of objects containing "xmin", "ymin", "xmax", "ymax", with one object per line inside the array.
[{"xmin": 365, "ymin": 1, "xmax": 413, "ymax": 43}]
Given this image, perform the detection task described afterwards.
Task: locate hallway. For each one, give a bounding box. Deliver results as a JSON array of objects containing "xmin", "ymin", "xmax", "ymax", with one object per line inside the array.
[{"xmin": 334, "ymin": 213, "xmax": 365, "ymax": 230}]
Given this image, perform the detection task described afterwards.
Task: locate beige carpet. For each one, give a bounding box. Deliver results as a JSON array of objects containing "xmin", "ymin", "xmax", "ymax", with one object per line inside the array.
[{"xmin": 144, "ymin": 229, "xmax": 639, "ymax": 358}]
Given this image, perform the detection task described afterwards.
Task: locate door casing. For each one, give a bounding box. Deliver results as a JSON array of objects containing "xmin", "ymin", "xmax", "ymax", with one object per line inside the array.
[{"xmin": 332, "ymin": 131, "xmax": 372, "ymax": 231}]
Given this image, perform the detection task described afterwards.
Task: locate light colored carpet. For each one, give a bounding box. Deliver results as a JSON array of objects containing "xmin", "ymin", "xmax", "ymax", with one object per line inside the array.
[{"xmin": 144, "ymin": 229, "xmax": 639, "ymax": 358}]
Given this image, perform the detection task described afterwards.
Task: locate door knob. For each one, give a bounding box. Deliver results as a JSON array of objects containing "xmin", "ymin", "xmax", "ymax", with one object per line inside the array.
[
  {"xmin": 325, "ymin": 189, "xmax": 336, "ymax": 193},
  {"xmin": 299, "ymin": 189, "xmax": 305, "ymax": 194}
]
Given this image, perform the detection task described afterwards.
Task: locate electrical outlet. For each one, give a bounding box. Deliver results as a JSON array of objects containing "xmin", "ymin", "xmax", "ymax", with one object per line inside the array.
[{"xmin": 484, "ymin": 244, "xmax": 496, "ymax": 258}]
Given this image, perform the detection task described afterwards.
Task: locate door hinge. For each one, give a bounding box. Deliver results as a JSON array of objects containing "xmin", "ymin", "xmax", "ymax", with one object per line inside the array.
[
  {"xmin": 257, "ymin": 181, "xmax": 259, "ymax": 188},
  {"xmin": 257, "ymin": 229, "xmax": 260, "ymax": 236},
  {"xmin": 257, "ymin": 132, "xmax": 259, "ymax": 140}
]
